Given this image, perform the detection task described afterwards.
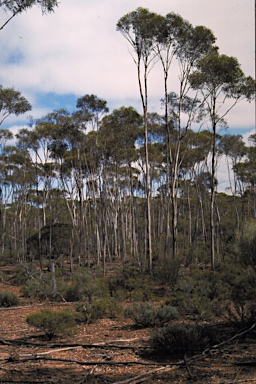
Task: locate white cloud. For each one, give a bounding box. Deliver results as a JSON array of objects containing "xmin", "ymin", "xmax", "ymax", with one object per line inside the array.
[{"xmin": 0, "ymin": 0, "xmax": 254, "ymax": 130}]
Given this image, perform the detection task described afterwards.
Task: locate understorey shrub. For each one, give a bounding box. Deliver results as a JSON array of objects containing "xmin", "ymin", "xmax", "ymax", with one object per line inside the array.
[
  {"xmin": 152, "ymin": 324, "xmax": 211, "ymax": 357},
  {"xmin": 26, "ymin": 309, "xmax": 77, "ymax": 340},
  {"xmin": 222, "ymin": 273, "xmax": 256, "ymax": 328},
  {"xmin": 75, "ymin": 297, "xmax": 121, "ymax": 324},
  {"xmin": 154, "ymin": 257, "xmax": 181, "ymax": 288},
  {"xmin": 225, "ymin": 301, "xmax": 256, "ymax": 329},
  {"xmin": 113, "ymin": 263, "xmax": 152, "ymax": 302},
  {"xmin": 12, "ymin": 264, "xmax": 38, "ymax": 285},
  {"xmin": 0, "ymin": 291, "xmax": 19, "ymax": 307},
  {"xmin": 112, "ymin": 288, "xmax": 128, "ymax": 302},
  {"xmin": 171, "ymin": 269, "xmax": 231, "ymax": 320},
  {"xmin": 124, "ymin": 303, "xmax": 179, "ymax": 327},
  {"xmin": 65, "ymin": 270, "xmax": 110, "ymax": 303},
  {"xmin": 21, "ymin": 273, "xmax": 68, "ymax": 301},
  {"xmin": 237, "ymin": 220, "xmax": 256, "ymax": 269}
]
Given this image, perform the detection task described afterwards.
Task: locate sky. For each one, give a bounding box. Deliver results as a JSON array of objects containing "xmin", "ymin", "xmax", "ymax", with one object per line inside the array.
[{"xmin": 0, "ymin": 0, "xmax": 255, "ymax": 137}]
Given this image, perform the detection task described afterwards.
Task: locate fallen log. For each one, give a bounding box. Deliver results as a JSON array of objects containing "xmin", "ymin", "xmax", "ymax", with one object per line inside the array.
[
  {"xmin": 3, "ymin": 355, "xmax": 170, "ymax": 367},
  {"xmin": 0, "ymin": 338, "xmax": 150, "ymax": 351}
]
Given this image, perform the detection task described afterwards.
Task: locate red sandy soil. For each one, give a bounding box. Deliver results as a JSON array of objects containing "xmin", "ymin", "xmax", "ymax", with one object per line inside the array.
[{"xmin": 0, "ymin": 281, "xmax": 256, "ymax": 383}]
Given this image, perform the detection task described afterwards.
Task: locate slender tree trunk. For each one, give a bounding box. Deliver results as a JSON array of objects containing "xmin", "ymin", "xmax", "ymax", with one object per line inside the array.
[
  {"xmin": 137, "ymin": 58, "xmax": 152, "ymax": 273},
  {"xmin": 210, "ymin": 96, "xmax": 217, "ymax": 270}
]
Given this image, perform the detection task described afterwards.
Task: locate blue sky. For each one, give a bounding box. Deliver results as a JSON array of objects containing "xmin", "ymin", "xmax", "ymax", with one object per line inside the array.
[{"xmin": 0, "ymin": 0, "xmax": 255, "ymax": 138}]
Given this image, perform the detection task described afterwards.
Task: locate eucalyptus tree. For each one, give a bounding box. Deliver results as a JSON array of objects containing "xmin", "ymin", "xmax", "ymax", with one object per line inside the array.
[
  {"xmin": 232, "ymin": 134, "xmax": 256, "ymax": 221},
  {"xmin": 219, "ymin": 134, "xmax": 247, "ymax": 194},
  {"xmin": 0, "ymin": 0, "xmax": 58, "ymax": 30},
  {"xmin": 219, "ymin": 134, "xmax": 247, "ymax": 230},
  {"xmin": 2, "ymin": 145, "xmax": 37, "ymax": 261},
  {"xmin": 16, "ymin": 125, "xmax": 57, "ymax": 233},
  {"xmin": 117, "ymin": 8, "xmax": 160, "ymax": 273},
  {"xmin": 0, "ymin": 130, "xmax": 13, "ymax": 255},
  {"xmin": 100, "ymin": 106, "xmax": 142, "ymax": 263},
  {"xmin": 167, "ymin": 24, "xmax": 216, "ymax": 260},
  {"xmin": 75, "ymin": 94, "xmax": 109, "ymax": 132},
  {"xmin": 151, "ymin": 13, "xmax": 185, "ymax": 257},
  {"xmin": 189, "ymin": 51, "xmax": 256, "ymax": 269},
  {"xmin": 0, "ymin": 85, "xmax": 31, "ymax": 126}
]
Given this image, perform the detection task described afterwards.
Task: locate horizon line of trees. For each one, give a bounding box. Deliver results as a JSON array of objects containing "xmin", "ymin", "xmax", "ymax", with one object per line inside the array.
[{"xmin": 0, "ymin": 94, "xmax": 255, "ymax": 275}]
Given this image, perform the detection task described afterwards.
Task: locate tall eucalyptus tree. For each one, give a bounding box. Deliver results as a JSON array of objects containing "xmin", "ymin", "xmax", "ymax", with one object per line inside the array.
[
  {"xmin": 100, "ymin": 106, "xmax": 142, "ymax": 263},
  {"xmin": 117, "ymin": 8, "xmax": 160, "ymax": 272},
  {"xmin": 189, "ymin": 51, "xmax": 256, "ymax": 269}
]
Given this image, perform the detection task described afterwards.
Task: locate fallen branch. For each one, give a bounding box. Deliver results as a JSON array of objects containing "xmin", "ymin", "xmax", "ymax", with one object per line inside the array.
[
  {"xmin": 189, "ymin": 323, "xmax": 256, "ymax": 361},
  {"xmin": 0, "ymin": 338, "xmax": 149, "ymax": 351},
  {"xmin": 0, "ymin": 302, "xmax": 72, "ymax": 311},
  {"xmin": 223, "ymin": 379, "xmax": 256, "ymax": 384},
  {"xmin": 113, "ymin": 366, "xmax": 174, "ymax": 384},
  {"xmin": 21, "ymin": 346, "xmax": 83, "ymax": 356},
  {"xmin": 1, "ymin": 323, "xmax": 255, "ymax": 384},
  {"xmin": 3, "ymin": 355, "xmax": 169, "ymax": 366},
  {"xmin": 114, "ymin": 324, "xmax": 256, "ymax": 384}
]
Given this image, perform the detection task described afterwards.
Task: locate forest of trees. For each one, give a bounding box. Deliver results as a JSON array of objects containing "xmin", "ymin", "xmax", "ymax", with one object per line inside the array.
[{"xmin": 0, "ymin": 6, "xmax": 255, "ymax": 279}]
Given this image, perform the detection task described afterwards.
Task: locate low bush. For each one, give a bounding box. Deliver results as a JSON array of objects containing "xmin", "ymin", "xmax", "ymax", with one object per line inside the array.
[
  {"xmin": 21, "ymin": 274, "xmax": 68, "ymax": 301},
  {"xmin": 171, "ymin": 269, "xmax": 232, "ymax": 320},
  {"xmin": 26, "ymin": 309, "xmax": 77, "ymax": 340},
  {"xmin": 152, "ymin": 323, "xmax": 211, "ymax": 357},
  {"xmin": 113, "ymin": 263, "xmax": 152, "ymax": 302},
  {"xmin": 65, "ymin": 270, "xmax": 110, "ymax": 303},
  {"xmin": 76, "ymin": 297, "xmax": 121, "ymax": 324},
  {"xmin": 124, "ymin": 303, "xmax": 179, "ymax": 327},
  {"xmin": 225, "ymin": 301, "xmax": 256, "ymax": 329},
  {"xmin": 221, "ymin": 272, "xmax": 256, "ymax": 328},
  {"xmin": 0, "ymin": 291, "xmax": 19, "ymax": 307}
]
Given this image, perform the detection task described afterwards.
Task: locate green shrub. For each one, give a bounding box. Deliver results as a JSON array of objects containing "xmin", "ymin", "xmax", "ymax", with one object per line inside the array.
[
  {"xmin": 124, "ymin": 303, "xmax": 179, "ymax": 327},
  {"xmin": 154, "ymin": 258, "xmax": 181, "ymax": 288},
  {"xmin": 112, "ymin": 288, "xmax": 128, "ymax": 302},
  {"xmin": 225, "ymin": 301, "xmax": 256, "ymax": 329},
  {"xmin": 0, "ymin": 291, "xmax": 19, "ymax": 307},
  {"xmin": 237, "ymin": 220, "xmax": 256, "ymax": 268},
  {"xmin": 26, "ymin": 309, "xmax": 77, "ymax": 340},
  {"xmin": 21, "ymin": 274, "xmax": 68, "ymax": 301},
  {"xmin": 65, "ymin": 270, "xmax": 110, "ymax": 303},
  {"xmin": 221, "ymin": 273, "xmax": 256, "ymax": 328},
  {"xmin": 112, "ymin": 263, "xmax": 152, "ymax": 302},
  {"xmin": 171, "ymin": 269, "xmax": 232, "ymax": 320},
  {"xmin": 152, "ymin": 324, "xmax": 210, "ymax": 357},
  {"xmin": 76, "ymin": 297, "xmax": 121, "ymax": 324}
]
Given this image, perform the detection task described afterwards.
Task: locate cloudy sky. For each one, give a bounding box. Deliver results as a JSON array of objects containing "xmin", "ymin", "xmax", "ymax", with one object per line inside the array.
[{"xmin": 0, "ymin": 0, "xmax": 255, "ymax": 138}]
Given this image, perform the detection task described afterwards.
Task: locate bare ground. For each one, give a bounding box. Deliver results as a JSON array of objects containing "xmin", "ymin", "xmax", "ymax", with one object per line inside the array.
[{"xmin": 1, "ymin": 282, "xmax": 256, "ymax": 383}]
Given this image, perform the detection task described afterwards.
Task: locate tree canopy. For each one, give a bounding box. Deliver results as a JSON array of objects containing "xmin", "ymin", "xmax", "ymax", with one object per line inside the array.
[{"xmin": 0, "ymin": 0, "xmax": 58, "ymax": 30}]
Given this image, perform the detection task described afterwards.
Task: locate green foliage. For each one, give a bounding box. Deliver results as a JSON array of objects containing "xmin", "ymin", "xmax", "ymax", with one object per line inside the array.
[
  {"xmin": 26, "ymin": 309, "xmax": 77, "ymax": 340},
  {"xmin": 225, "ymin": 301, "xmax": 256, "ymax": 329},
  {"xmin": 124, "ymin": 303, "xmax": 179, "ymax": 327},
  {"xmin": 171, "ymin": 269, "xmax": 232, "ymax": 320},
  {"xmin": 112, "ymin": 288, "xmax": 127, "ymax": 302},
  {"xmin": 0, "ymin": 86, "xmax": 31, "ymax": 123},
  {"xmin": 152, "ymin": 324, "xmax": 211, "ymax": 357},
  {"xmin": 222, "ymin": 272, "xmax": 256, "ymax": 328},
  {"xmin": 75, "ymin": 298, "xmax": 121, "ymax": 324},
  {"xmin": 113, "ymin": 263, "xmax": 152, "ymax": 302},
  {"xmin": 65, "ymin": 270, "xmax": 110, "ymax": 303},
  {"xmin": 21, "ymin": 273, "xmax": 68, "ymax": 301},
  {"xmin": 237, "ymin": 220, "xmax": 256, "ymax": 268},
  {"xmin": 0, "ymin": 0, "xmax": 58, "ymax": 14},
  {"xmin": 26, "ymin": 224, "xmax": 74, "ymax": 261},
  {"xmin": 0, "ymin": 291, "xmax": 19, "ymax": 307},
  {"xmin": 154, "ymin": 258, "xmax": 181, "ymax": 288}
]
